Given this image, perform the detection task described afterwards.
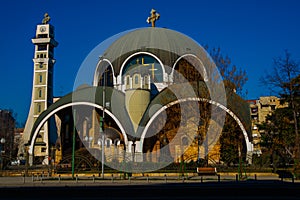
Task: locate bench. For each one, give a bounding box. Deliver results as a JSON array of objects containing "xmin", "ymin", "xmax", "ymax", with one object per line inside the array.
[
  {"xmin": 276, "ymin": 170, "xmax": 295, "ymax": 179},
  {"xmin": 197, "ymin": 167, "xmax": 218, "ymax": 176}
]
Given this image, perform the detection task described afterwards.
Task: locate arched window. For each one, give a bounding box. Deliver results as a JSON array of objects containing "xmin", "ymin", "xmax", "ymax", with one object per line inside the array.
[
  {"xmin": 39, "ymin": 75, "xmax": 43, "ymax": 83},
  {"xmin": 134, "ymin": 75, "xmax": 139, "ymax": 84},
  {"xmin": 125, "ymin": 75, "xmax": 131, "ymax": 90},
  {"xmin": 106, "ymin": 139, "xmax": 112, "ymax": 148},
  {"xmin": 97, "ymin": 62, "xmax": 114, "ymax": 87},
  {"xmin": 181, "ymin": 136, "xmax": 189, "ymax": 146},
  {"xmin": 114, "ymin": 139, "xmax": 121, "ymax": 146},
  {"xmin": 144, "ymin": 75, "xmax": 150, "ymax": 89},
  {"xmin": 38, "ymin": 89, "xmax": 42, "ymax": 98},
  {"xmin": 122, "ymin": 54, "xmax": 163, "ymax": 83}
]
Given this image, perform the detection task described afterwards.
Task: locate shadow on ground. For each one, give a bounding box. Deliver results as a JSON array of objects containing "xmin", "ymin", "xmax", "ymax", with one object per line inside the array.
[{"xmin": 0, "ymin": 180, "xmax": 299, "ymax": 200}]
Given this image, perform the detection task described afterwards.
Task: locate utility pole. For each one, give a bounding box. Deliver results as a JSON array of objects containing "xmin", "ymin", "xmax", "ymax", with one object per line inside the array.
[
  {"xmin": 71, "ymin": 109, "xmax": 76, "ymax": 179},
  {"xmin": 101, "ymin": 69, "xmax": 107, "ymax": 179}
]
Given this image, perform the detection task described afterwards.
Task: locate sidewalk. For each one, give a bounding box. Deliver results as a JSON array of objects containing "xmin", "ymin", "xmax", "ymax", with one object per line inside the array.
[{"xmin": 0, "ymin": 172, "xmax": 297, "ymax": 187}]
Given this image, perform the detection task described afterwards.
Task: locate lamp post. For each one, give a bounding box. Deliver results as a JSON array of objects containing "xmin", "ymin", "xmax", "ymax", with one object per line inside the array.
[
  {"xmin": 0, "ymin": 138, "xmax": 5, "ymax": 170},
  {"xmin": 194, "ymin": 135, "xmax": 201, "ymax": 165},
  {"xmin": 24, "ymin": 146, "xmax": 29, "ymax": 176},
  {"xmin": 195, "ymin": 120, "xmax": 203, "ymax": 165},
  {"xmin": 132, "ymin": 141, "xmax": 136, "ymax": 162},
  {"xmin": 71, "ymin": 109, "xmax": 76, "ymax": 179},
  {"xmin": 238, "ymin": 143, "xmax": 241, "ymax": 179},
  {"xmin": 97, "ymin": 135, "xmax": 105, "ymax": 179},
  {"xmin": 50, "ymin": 145, "xmax": 56, "ymax": 176},
  {"xmin": 99, "ymin": 68, "xmax": 109, "ymax": 179}
]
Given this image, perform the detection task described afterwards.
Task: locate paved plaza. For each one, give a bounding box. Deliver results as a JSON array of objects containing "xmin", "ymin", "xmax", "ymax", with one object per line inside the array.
[{"xmin": 0, "ymin": 172, "xmax": 298, "ymax": 186}]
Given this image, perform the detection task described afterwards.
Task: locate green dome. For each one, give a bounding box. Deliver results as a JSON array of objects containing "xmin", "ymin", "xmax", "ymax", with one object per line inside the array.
[{"xmin": 101, "ymin": 27, "xmax": 207, "ymax": 76}]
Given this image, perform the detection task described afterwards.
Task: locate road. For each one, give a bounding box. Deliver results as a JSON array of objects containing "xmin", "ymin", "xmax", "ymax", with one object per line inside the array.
[{"xmin": 0, "ymin": 176, "xmax": 299, "ymax": 199}]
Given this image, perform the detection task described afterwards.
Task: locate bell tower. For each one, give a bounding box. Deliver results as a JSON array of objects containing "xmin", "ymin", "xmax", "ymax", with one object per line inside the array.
[{"xmin": 21, "ymin": 13, "xmax": 58, "ymax": 165}]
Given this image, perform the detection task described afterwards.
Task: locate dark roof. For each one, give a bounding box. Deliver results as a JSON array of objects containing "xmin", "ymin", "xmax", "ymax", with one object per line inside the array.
[{"xmin": 101, "ymin": 27, "xmax": 208, "ymax": 76}]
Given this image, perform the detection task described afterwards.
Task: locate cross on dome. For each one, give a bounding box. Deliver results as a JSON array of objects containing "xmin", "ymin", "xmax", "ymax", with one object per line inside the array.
[{"xmin": 146, "ymin": 9, "xmax": 160, "ymax": 27}]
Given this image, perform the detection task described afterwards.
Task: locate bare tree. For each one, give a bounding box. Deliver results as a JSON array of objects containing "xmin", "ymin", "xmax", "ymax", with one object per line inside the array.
[
  {"xmin": 205, "ymin": 46, "xmax": 248, "ymax": 96},
  {"xmin": 261, "ymin": 50, "xmax": 300, "ymax": 167}
]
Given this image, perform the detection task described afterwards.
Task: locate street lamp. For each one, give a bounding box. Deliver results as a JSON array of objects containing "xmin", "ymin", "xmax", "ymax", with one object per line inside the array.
[
  {"xmin": 0, "ymin": 138, "xmax": 5, "ymax": 149},
  {"xmin": 100, "ymin": 67, "xmax": 106, "ymax": 179},
  {"xmin": 98, "ymin": 67, "xmax": 111, "ymax": 179},
  {"xmin": 132, "ymin": 141, "xmax": 136, "ymax": 162},
  {"xmin": 195, "ymin": 120, "xmax": 203, "ymax": 165},
  {"xmin": 97, "ymin": 135, "xmax": 105, "ymax": 179},
  {"xmin": 194, "ymin": 134, "xmax": 202, "ymax": 165},
  {"xmin": 0, "ymin": 138, "xmax": 5, "ymax": 170},
  {"xmin": 50, "ymin": 145, "xmax": 56, "ymax": 176}
]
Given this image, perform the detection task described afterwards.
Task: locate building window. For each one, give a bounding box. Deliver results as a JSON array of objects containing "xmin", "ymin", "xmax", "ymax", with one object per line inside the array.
[
  {"xmin": 38, "ymin": 44, "xmax": 47, "ymax": 51},
  {"xmin": 106, "ymin": 139, "xmax": 111, "ymax": 148},
  {"xmin": 39, "ymin": 75, "xmax": 43, "ymax": 83},
  {"xmin": 39, "ymin": 89, "xmax": 42, "ymax": 98},
  {"xmin": 38, "ymin": 104, "xmax": 41, "ymax": 113},
  {"xmin": 144, "ymin": 75, "xmax": 148, "ymax": 83},
  {"xmin": 134, "ymin": 75, "xmax": 139, "ymax": 84},
  {"xmin": 37, "ymin": 34, "xmax": 47, "ymax": 38}
]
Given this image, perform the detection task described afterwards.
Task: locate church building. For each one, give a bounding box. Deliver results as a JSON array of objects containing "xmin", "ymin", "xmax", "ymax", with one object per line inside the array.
[{"xmin": 20, "ymin": 10, "xmax": 252, "ymax": 172}]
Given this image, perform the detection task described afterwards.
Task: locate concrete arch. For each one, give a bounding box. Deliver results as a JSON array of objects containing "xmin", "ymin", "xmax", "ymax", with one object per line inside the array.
[
  {"xmin": 28, "ymin": 102, "xmax": 128, "ymax": 155},
  {"xmin": 117, "ymin": 51, "xmax": 167, "ymax": 85},
  {"xmin": 93, "ymin": 59, "xmax": 116, "ymax": 86},
  {"xmin": 171, "ymin": 53, "xmax": 209, "ymax": 82},
  {"xmin": 140, "ymin": 97, "xmax": 253, "ymax": 155}
]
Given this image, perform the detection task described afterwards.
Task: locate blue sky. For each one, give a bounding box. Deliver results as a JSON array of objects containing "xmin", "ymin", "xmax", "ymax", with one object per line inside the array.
[{"xmin": 0, "ymin": 0, "xmax": 300, "ymax": 125}]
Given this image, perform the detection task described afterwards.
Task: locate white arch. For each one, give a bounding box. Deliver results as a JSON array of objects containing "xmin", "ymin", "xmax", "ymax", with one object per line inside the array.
[
  {"xmin": 93, "ymin": 58, "xmax": 116, "ymax": 86},
  {"xmin": 117, "ymin": 51, "xmax": 167, "ymax": 85},
  {"xmin": 29, "ymin": 102, "xmax": 128, "ymax": 155},
  {"xmin": 171, "ymin": 54, "xmax": 208, "ymax": 82},
  {"xmin": 170, "ymin": 53, "xmax": 208, "ymax": 82},
  {"xmin": 140, "ymin": 97, "xmax": 253, "ymax": 154}
]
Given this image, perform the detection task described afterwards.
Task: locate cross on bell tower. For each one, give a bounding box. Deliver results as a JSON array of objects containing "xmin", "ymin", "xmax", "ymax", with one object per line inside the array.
[{"xmin": 147, "ymin": 9, "xmax": 160, "ymax": 27}]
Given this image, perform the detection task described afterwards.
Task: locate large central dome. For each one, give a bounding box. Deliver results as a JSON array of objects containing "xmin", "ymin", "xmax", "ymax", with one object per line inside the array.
[{"xmin": 101, "ymin": 27, "xmax": 208, "ymax": 76}]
